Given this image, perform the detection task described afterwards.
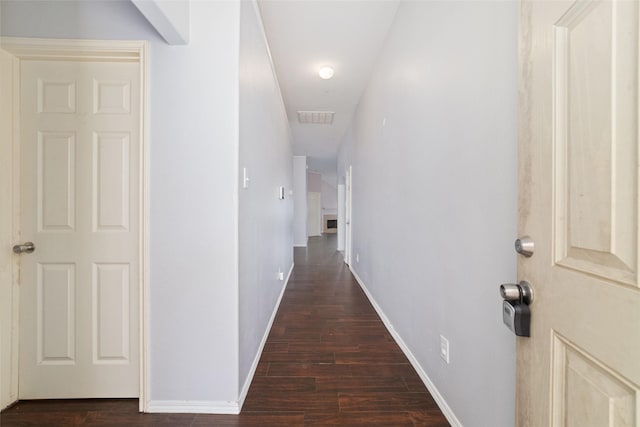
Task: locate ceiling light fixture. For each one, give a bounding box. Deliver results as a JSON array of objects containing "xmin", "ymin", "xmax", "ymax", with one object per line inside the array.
[{"xmin": 318, "ymin": 66, "xmax": 334, "ymax": 80}]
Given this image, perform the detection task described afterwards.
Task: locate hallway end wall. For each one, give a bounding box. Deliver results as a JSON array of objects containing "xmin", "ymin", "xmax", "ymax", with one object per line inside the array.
[
  {"xmin": 238, "ymin": 0, "xmax": 294, "ymax": 399},
  {"xmin": 338, "ymin": 2, "xmax": 518, "ymax": 426}
]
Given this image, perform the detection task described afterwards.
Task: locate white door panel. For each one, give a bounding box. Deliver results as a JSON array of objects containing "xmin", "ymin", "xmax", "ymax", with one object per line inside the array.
[
  {"xmin": 18, "ymin": 60, "xmax": 140, "ymax": 398},
  {"xmin": 517, "ymin": 1, "xmax": 639, "ymax": 425}
]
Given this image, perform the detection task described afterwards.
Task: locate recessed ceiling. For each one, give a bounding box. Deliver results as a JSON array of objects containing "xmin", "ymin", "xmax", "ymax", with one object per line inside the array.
[{"xmin": 258, "ymin": 0, "xmax": 399, "ymax": 180}]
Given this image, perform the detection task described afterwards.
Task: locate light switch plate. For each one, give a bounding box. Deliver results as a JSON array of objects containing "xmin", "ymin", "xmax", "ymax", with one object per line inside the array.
[
  {"xmin": 440, "ymin": 335, "xmax": 450, "ymax": 364},
  {"xmin": 243, "ymin": 168, "xmax": 250, "ymax": 189}
]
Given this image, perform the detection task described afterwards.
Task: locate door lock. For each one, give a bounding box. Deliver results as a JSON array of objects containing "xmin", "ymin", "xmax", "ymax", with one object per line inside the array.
[
  {"xmin": 514, "ymin": 236, "xmax": 534, "ymax": 257},
  {"xmin": 13, "ymin": 242, "xmax": 35, "ymax": 254},
  {"xmin": 500, "ymin": 281, "xmax": 534, "ymax": 337},
  {"xmin": 500, "ymin": 281, "xmax": 534, "ymax": 305}
]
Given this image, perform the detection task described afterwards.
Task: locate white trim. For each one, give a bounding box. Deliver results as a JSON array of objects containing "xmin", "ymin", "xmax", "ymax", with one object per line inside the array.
[
  {"xmin": 146, "ymin": 400, "xmax": 240, "ymax": 415},
  {"xmin": 237, "ymin": 262, "xmax": 294, "ymax": 409},
  {"xmin": 138, "ymin": 40, "xmax": 151, "ymax": 414},
  {"xmin": 293, "ymin": 244, "xmax": 308, "ymax": 248},
  {"xmin": 350, "ymin": 267, "xmax": 463, "ymax": 427},
  {"xmin": 0, "ymin": 50, "xmax": 20, "ymax": 411},
  {"xmin": 9, "ymin": 55, "xmax": 20, "ymax": 409},
  {"xmin": 2, "ymin": 37, "xmax": 149, "ymax": 409},
  {"xmin": 1, "ymin": 37, "xmax": 145, "ymax": 61}
]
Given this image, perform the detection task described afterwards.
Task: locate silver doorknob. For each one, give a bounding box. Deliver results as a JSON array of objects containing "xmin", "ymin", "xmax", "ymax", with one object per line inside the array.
[
  {"xmin": 515, "ymin": 236, "xmax": 534, "ymax": 257},
  {"xmin": 13, "ymin": 242, "xmax": 35, "ymax": 254},
  {"xmin": 500, "ymin": 281, "xmax": 534, "ymax": 305}
]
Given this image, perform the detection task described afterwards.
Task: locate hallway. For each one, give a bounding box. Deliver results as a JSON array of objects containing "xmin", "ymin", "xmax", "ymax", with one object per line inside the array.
[
  {"xmin": 1, "ymin": 235, "xmax": 449, "ymax": 426},
  {"xmin": 242, "ymin": 235, "xmax": 449, "ymax": 425}
]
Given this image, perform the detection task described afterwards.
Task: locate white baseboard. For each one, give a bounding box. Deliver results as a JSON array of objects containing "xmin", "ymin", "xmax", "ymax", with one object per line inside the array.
[
  {"xmin": 293, "ymin": 244, "xmax": 307, "ymax": 247},
  {"xmin": 146, "ymin": 400, "xmax": 240, "ymax": 414},
  {"xmin": 349, "ymin": 268, "xmax": 463, "ymax": 427},
  {"xmin": 237, "ymin": 262, "xmax": 294, "ymax": 409}
]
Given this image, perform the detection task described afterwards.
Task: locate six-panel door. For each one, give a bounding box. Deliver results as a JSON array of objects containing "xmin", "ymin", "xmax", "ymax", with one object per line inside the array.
[{"xmin": 18, "ymin": 60, "xmax": 140, "ymax": 398}]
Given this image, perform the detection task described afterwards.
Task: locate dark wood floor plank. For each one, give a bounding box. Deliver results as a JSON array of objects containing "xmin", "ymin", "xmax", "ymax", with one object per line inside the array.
[
  {"xmin": 262, "ymin": 342, "xmax": 289, "ymax": 353},
  {"xmin": 286, "ymin": 342, "xmax": 360, "ymax": 353},
  {"xmin": 335, "ymin": 350, "xmax": 410, "ymax": 365},
  {"xmin": 260, "ymin": 351, "xmax": 335, "ymax": 363},
  {"xmin": 248, "ymin": 376, "xmax": 316, "ymax": 392},
  {"xmin": 409, "ymin": 410, "xmax": 452, "ymax": 427},
  {"xmin": 266, "ymin": 362, "xmax": 352, "ymax": 378},
  {"xmin": 316, "ymin": 376, "xmax": 408, "ymax": 393},
  {"xmin": 304, "ymin": 411, "xmax": 416, "ymax": 426},
  {"xmin": 1, "ymin": 235, "xmax": 450, "ymax": 426},
  {"xmin": 192, "ymin": 412, "xmax": 305, "ymax": 426},
  {"xmin": 254, "ymin": 362, "xmax": 269, "ymax": 376},
  {"xmin": 241, "ymin": 392, "xmax": 339, "ymax": 413},
  {"xmin": 350, "ymin": 363, "xmax": 418, "ymax": 377},
  {"xmin": 338, "ymin": 392, "xmax": 440, "ymax": 412}
]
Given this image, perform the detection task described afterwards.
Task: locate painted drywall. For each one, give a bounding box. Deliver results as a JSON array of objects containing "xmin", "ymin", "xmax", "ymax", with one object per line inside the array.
[
  {"xmin": 337, "ymin": 2, "xmax": 518, "ymax": 426},
  {"xmin": 131, "ymin": 0, "xmax": 190, "ymax": 45},
  {"xmin": 292, "ymin": 156, "xmax": 307, "ymax": 246},
  {"xmin": 321, "ymin": 179, "xmax": 337, "ymax": 215},
  {"xmin": 307, "ymin": 170, "xmax": 322, "ymax": 192},
  {"xmin": 2, "ymin": 0, "xmax": 241, "ymax": 404},
  {"xmin": 238, "ymin": 0, "xmax": 293, "ymax": 396},
  {"xmin": 337, "ymin": 125, "xmax": 353, "ymax": 186}
]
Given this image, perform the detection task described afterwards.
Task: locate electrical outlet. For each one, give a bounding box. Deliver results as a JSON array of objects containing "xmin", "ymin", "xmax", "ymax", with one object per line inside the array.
[
  {"xmin": 277, "ymin": 269, "xmax": 284, "ymax": 281},
  {"xmin": 440, "ymin": 335, "xmax": 450, "ymax": 364}
]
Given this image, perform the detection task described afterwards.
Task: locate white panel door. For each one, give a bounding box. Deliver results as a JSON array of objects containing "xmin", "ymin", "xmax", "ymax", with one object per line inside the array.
[
  {"xmin": 18, "ymin": 60, "xmax": 140, "ymax": 398},
  {"xmin": 518, "ymin": 1, "xmax": 639, "ymax": 425}
]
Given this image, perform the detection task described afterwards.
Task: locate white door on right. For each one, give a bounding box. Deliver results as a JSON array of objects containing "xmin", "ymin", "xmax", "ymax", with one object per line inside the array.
[{"xmin": 518, "ymin": 1, "xmax": 640, "ymax": 426}]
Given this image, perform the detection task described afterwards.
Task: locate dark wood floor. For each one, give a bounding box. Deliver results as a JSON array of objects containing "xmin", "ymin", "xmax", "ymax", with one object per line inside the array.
[{"xmin": 1, "ymin": 235, "xmax": 449, "ymax": 426}]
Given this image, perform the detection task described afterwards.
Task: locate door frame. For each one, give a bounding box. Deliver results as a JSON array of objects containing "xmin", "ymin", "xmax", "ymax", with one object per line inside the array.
[
  {"xmin": 337, "ymin": 184, "xmax": 345, "ymax": 251},
  {"xmin": 1, "ymin": 37, "xmax": 150, "ymax": 412},
  {"xmin": 344, "ymin": 165, "xmax": 352, "ymax": 266}
]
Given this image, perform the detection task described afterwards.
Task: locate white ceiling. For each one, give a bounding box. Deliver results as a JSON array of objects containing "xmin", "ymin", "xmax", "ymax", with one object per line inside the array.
[{"xmin": 257, "ymin": 0, "xmax": 399, "ymax": 180}]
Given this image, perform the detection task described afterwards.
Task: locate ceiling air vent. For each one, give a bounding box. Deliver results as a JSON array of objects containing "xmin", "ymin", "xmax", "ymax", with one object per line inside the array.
[{"xmin": 297, "ymin": 111, "xmax": 335, "ymax": 125}]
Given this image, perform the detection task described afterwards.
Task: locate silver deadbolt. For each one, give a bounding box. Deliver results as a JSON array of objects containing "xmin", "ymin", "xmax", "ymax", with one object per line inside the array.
[
  {"xmin": 514, "ymin": 236, "xmax": 534, "ymax": 257},
  {"xmin": 13, "ymin": 242, "xmax": 35, "ymax": 254}
]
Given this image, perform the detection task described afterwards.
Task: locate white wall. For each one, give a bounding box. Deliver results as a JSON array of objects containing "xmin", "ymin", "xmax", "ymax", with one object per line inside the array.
[
  {"xmin": 2, "ymin": 0, "xmax": 241, "ymax": 406},
  {"xmin": 307, "ymin": 170, "xmax": 321, "ymax": 192},
  {"xmin": 238, "ymin": 0, "xmax": 293, "ymax": 398},
  {"xmin": 321, "ymin": 179, "xmax": 337, "ymax": 215},
  {"xmin": 292, "ymin": 156, "xmax": 307, "ymax": 246},
  {"xmin": 337, "ymin": 2, "xmax": 518, "ymax": 426}
]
